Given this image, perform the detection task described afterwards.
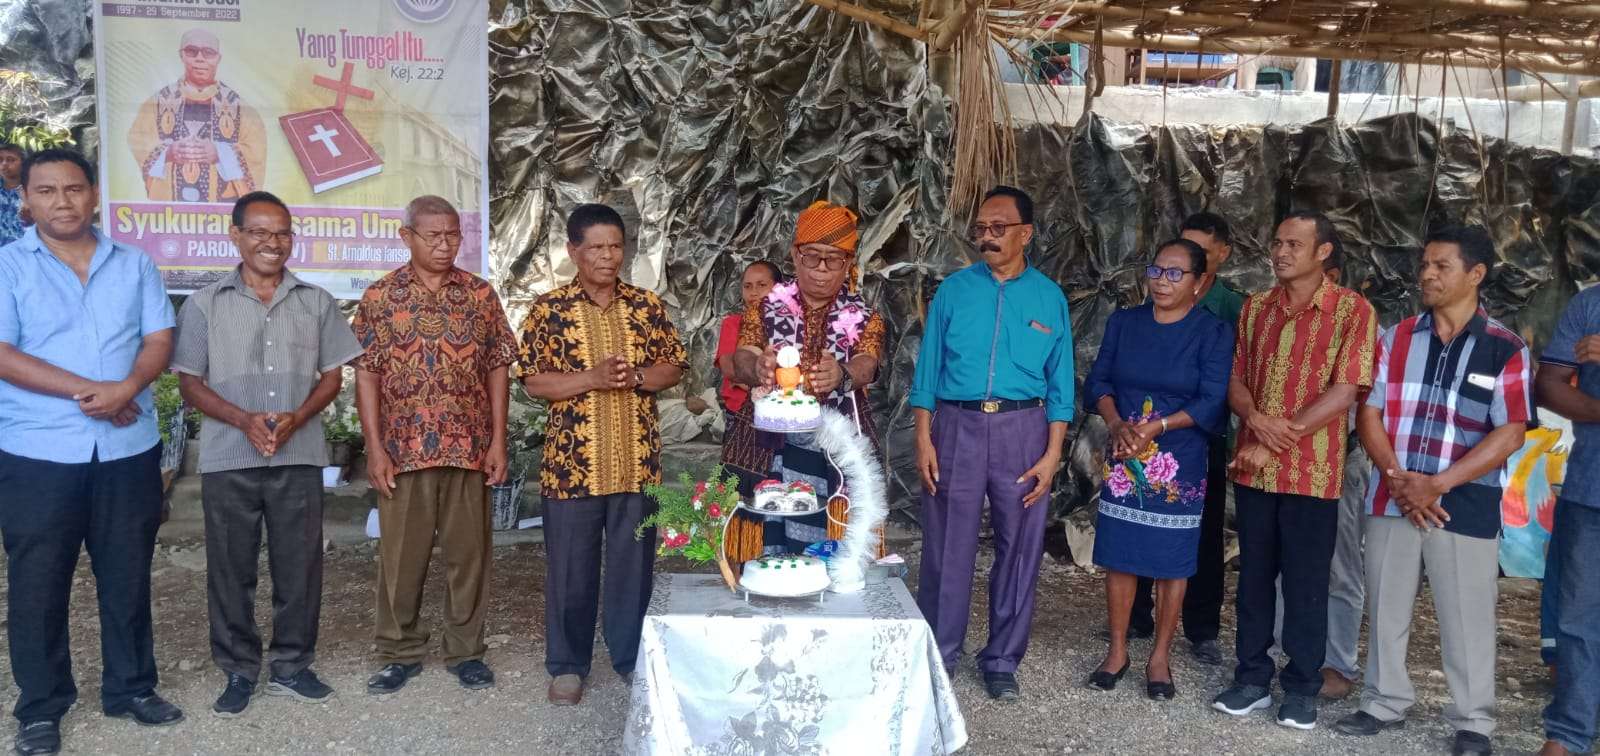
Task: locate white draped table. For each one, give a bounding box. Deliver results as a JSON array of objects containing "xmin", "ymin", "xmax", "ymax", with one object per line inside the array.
[{"xmin": 623, "ymin": 573, "xmax": 968, "ymax": 755}]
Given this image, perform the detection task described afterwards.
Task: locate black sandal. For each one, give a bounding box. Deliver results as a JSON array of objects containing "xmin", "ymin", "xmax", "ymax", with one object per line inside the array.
[{"xmin": 1087, "ymin": 660, "xmax": 1130, "ymax": 691}]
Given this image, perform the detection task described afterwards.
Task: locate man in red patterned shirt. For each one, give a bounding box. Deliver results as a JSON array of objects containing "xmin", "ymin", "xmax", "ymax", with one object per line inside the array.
[
  {"xmin": 1211, "ymin": 211, "xmax": 1377, "ymax": 730},
  {"xmin": 352, "ymin": 195, "xmax": 518, "ymax": 696}
]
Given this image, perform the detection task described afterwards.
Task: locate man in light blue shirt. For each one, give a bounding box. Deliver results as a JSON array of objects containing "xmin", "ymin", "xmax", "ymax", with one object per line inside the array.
[
  {"xmin": 0, "ymin": 148, "xmax": 182, "ymax": 755},
  {"xmin": 910, "ymin": 185, "xmax": 1074, "ymax": 701}
]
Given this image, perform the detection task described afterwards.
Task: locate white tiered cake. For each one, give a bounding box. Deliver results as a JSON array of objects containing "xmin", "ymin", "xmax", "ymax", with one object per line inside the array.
[
  {"xmin": 739, "ymin": 555, "xmax": 831, "ymax": 597},
  {"xmin": 751, "ymin": 345, "xmax": 822, "ymax": 432}
]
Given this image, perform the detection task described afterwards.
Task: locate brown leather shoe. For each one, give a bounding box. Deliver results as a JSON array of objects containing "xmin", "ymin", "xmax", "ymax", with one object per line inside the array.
[
  {"xmin": 1319, "ymin": 667, "xmax": 1355, "ymax": 700},
  {"xmin": 1538, "ymin": 741, "xmax": 1572, "ymax": 756},
  {"xmin": 547, "ymin": 674, "xmax": 584, "ymax": 706}
]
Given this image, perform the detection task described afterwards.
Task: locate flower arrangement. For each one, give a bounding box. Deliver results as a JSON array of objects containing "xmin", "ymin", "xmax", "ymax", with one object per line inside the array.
[
  {"xmin": 636, "ymin": 465, "xmax": 742, "ymax": 566},
  {"xmin": 769, "ymin": 281, "xmax": 803, "ymax": 317},
  {"xmin": 831, "ymin": 304, "xmax": 866, "ymax": 347},
  {"xmin": 1103, "ymin": 396, "xmax": 1186, "ymax": 504}
]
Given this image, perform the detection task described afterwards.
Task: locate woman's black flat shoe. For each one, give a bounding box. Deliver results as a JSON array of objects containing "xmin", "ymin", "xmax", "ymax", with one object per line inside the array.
[
  {"xmin": 1147, "ymin": 679, "xmax": 1176, "ymax": 700},
  {"xmin": 1087, "ymin": 660, "xmax": 1131, "ymax": 691}
]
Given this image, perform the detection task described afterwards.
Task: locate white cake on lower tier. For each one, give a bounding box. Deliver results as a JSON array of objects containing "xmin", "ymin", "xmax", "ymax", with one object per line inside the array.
[{"xmin": 739, "ymin": 555, "xmax": 831, "ymax": 596}]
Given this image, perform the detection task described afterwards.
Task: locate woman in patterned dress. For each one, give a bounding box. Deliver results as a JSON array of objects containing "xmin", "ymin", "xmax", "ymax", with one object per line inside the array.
[
  {"xmin": 1083, "ymin": 238, "xmax": 1234, "ymax": 700},
  {"xmin": 724, "ymin": 201, "xmax": 886, "ymax": 555}
]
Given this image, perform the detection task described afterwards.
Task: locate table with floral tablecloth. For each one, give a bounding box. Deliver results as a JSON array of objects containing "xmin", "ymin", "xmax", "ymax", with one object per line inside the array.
[{"xmin": 623, "ymin": 573, "xmax": 968, "ymax": 755}]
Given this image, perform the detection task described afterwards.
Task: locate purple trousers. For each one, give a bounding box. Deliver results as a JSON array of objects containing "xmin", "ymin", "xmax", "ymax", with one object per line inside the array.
[{"xmin": 917, "ymin": 403, "xmax": 1049, "ymax": 674}]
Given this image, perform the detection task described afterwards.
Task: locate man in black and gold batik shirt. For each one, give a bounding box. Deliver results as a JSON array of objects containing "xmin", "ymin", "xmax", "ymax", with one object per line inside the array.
[{"xmin": 517, "ymin": 203, "xmax": 686, "ymax": 707}]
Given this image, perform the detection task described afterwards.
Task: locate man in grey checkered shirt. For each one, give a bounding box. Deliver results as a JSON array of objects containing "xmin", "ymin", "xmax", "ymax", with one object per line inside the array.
[{"xmin": 172, "ymin": 191, "xmax": 363, "ymax": 718}]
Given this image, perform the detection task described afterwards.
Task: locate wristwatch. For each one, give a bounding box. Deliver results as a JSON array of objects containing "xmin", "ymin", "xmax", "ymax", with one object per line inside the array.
[
  {"xmin": 837, "ymin": 366, "xmax": 855, "ymax": 394},
  {"xmin": 633, "ymin": 367, "xmax": 646, "ymax": 388}
]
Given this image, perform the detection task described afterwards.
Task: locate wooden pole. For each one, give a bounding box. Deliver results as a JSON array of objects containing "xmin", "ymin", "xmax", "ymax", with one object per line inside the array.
[
  {"xmin": 1494, "ymin": 79, "xmax": 1600, "ymax": 101},
  {"xmin": 801, "ymin": 0, "xmax": 927, "ymax": 40},
  {"xmin": 1562, "ymin": 74, "xmax": 1579, "ymax": 154},
  {"xmin": 1327, "ymin": 59, "xmax": 1343, "ymax": 118}
]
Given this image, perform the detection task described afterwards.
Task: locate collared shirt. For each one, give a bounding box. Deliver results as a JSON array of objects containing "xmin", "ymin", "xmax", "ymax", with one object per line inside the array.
[
  {"xmin": 351, "ymin": 265, "xmax": 517, "ymax": 475},
  {"xmin": 909, "ymin": 262, "xmax": 1076, "ymax": 423},
  {"xmin": 1541, "ymin": 286, "xmax": 1600, "ymax": 506},
  {"xmin": 0, "ymin": 226, "xmax": 176, "ymax": 463},
  {"xmin": 1364, "ymin": 308, "xmax": 1533, "ymax": 538},
  {"xmin": 1199, "ymin": 279, "xmax": 1245, "ymax": 325},
  {"xmin": 0, "ymin": 184, "xmax": 22, "ymax": 247},
  {"xmin": 1231, "ymin": 280, "xmax": 1377, "ymax": 499},
  {"xmin": 516, "ymin": 280, "xmax": 688, "ymax": 500},
  {"xmin": 172, "ymin": 266, "xmax": 364, "ymax": 474}
]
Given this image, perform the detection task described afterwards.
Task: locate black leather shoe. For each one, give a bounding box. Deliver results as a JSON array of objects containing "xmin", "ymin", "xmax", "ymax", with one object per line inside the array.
[
  {"xmin": 1095, "ymin": 626, "xmax": 1154, "ymax": 642},
  {"xmin": 982, "ymin": 672, "xmax": 1020, "ymax": 701},
  {"xmin": 1087, "ymin": 660, "xmax": 1130, "ymax": 691},
  {"xmin": 13, "ymin": 720, "xmax": 60, "ymax": 755},
  {"xmin": 1452, "ymin": 730, "xmax": 1494, "ymax": 756},
  {"xmin": 1334, "ymin": 710, "xmax": 1406, "ymax": 736},
  {"xmin": 105, "ymin": 693, "xmax": 184, "ymax": 727},
  {"xmin": 1190, "ymin": 639, "xmax": 1224, "ymax": 666},
  {"xmin": 366, "ymin": 663, "xmax": 423, "ymax": 695},
  {"xmin": 446, "ymin": 659, "xmax": 495, "ymax": 690}
]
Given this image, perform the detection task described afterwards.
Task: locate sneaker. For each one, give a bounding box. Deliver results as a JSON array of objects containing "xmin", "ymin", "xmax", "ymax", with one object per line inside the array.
[
  {"xmin": 1190, "ymin": 639, "xmax": 1224, "ymax": 666},
  {"xmin": 1452, "ymin": 730, "xmax": 1493, "ymax": 756},
  {"xmin": 13, "ymin": 719, "xmax": 61, "ymax": 755},
  {"xmin": 1334, "ymin": 710, "xmax": 1405, "ymax": 736},
  {"xmin": 212, "ymin": 673, "xmax": 255, "ymax": 718},
  {"xmin": 1212, "ymin": 684, "xmax": 1272, "ymax": 717},
  {"xmin": 266, "ymin": 668, "xmax": 335, "ymax": 703},
  {"xmin": 1277, "ymin": 694, "xmax": 1318, "ymax": 730}
]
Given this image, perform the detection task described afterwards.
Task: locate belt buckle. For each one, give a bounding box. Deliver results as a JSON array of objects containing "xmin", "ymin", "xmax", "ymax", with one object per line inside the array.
[{"xmin": 981, "ymin": 400, "xmax": 1001, "ymax": 414}]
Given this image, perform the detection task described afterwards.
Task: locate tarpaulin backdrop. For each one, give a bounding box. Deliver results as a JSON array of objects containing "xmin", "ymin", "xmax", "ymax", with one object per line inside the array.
[{"xmin": 4, "ymin": 0, "xmax": 1598, "ymax": 516}]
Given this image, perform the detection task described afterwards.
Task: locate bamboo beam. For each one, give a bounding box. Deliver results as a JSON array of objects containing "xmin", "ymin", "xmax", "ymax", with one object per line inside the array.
[
  {"xmin": 1376, "ymin": 0, "xmax": 1600, "ymax": 22},
  {"xmin": 1024, "ymin": 27, "xmax": 1600, "ymax": 77},
  {"xmin": 1494, "ymin": 79, "xmax": 1600, "ymax": 101},
  {"xmin": 1003, "ymin": 3, "xmax": 1600, "ymax": 57},
  {"xmin": 801, "ymin": 0, "xmax": 926, "ymax": 40}
]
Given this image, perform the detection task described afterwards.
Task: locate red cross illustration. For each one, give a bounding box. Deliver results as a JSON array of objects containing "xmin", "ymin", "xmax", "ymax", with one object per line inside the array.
[{"xmin": 312, "ymin": 62, "xmax": 375, "ymax": 112}]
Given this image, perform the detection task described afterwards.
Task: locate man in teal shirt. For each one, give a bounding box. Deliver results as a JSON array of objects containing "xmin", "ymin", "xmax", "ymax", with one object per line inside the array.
[
  {"xmin": 1127, "ymin": 211, "xmax": 1243, "ymax": 665},
  {"xmin": 911, "ymin": 186, "xmax": 1074, "ymax": 701}
]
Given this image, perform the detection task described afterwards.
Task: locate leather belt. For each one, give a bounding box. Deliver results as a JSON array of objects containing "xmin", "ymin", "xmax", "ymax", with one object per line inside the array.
[{"xmin": 942, "ymin": 398, "xmax": 1044, "ymax": 414}]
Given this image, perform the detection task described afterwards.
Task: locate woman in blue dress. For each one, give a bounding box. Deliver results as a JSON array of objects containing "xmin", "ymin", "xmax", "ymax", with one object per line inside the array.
[{"xmin": 1083, "ymin": 238, "xmax": 1234, "ymax": 700}]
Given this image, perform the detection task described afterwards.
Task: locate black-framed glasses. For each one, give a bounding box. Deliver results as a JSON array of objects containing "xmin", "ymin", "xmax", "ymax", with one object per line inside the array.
[
  {"xmin": 797, "ymin": 251, "xmax": 849, "ymax": 272},
  {"xmin": 241, "ymin": 227, "xmax": 293, "ymax": 245},
  {"xmin": 1145, "ymin": 265, "xmax": 1193, "ymax": 283},
  {"xmin": 969, "ymin": 222, "xmax": 1019, "ymax": 240}
]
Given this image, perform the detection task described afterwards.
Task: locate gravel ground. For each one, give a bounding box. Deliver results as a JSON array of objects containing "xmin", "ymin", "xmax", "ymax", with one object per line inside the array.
[{"xmin": 0, "ymin": 532, "xmax": 1553, "ymax": 755}]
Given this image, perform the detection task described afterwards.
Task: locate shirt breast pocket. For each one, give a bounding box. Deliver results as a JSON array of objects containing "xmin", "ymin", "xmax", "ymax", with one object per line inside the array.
[
  {"xmin": 1454, "ymin": 380, "xmax": 1495, "ymax": 433},
  {"xmin": 1009, "ymin": 319, "xmax": 1059, "ymax": 380}
]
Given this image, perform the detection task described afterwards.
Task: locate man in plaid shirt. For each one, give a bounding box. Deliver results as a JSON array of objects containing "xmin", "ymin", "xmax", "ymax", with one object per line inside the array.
[{"xmin": 1334, "ymin": 226, "xmax": 1532, "ymax": 756}]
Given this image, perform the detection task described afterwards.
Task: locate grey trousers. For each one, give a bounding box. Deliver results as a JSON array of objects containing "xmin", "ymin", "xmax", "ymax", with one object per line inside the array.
[
  {"xmin": 1360, "ymin": 516, "xmax": 1499, "ymax": 735},
  {"xmin": 1325, "ymin": 444, "xmax": 1371, "ymax": 678},
  {"xmin": 202, "ymin": 465, "xmax": 325, "ymax": 683}
]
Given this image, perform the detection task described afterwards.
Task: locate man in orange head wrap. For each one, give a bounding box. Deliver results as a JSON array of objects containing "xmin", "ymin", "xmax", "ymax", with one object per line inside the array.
[{"xmin": 723, "ymin": 200, "xmax": 885, "ymax": 553}]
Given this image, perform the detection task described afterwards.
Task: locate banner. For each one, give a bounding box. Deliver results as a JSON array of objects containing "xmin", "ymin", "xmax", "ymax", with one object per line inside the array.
[{"xmin": 93, "ymin": 0, "xmax": 489, "ymax": 299}]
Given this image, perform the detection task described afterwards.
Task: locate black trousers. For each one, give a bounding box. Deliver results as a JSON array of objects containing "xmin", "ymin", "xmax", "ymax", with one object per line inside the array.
[
  {"xmin": 0, "ymin": 445, "xmax": 163, "ymax": 722},
  {"xmin": 1232, "ymin": 484, "xmax": 1338, "ymax": 696},
  {"xmin": 1131, "ymin": 437, "xmax": 1227, "ymax": 641},
  {"xmin": 203, "ymin": 465, "xmax": 324, "ymax": 683},
  {"xmin": 543, "ymin": 493, "xmax": 656, "ymax": 678}
]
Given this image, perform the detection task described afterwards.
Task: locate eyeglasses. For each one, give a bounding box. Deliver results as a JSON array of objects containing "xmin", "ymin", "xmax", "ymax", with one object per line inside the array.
[
  {"xmin": 969, "ymin": 222, "xmax": 1020, "ymax": 240},
  {"xmin": 797, "ymin": 251, "xmax": 849, "ymax": 272},
  {"xmin": 408, "ymin": 229, "xmax": 463, "ymax": 249},
  {"xmin": 181, "ymin": 46, "xmax": 220, "ymax": 60},
  {"xmin": 241, "ymin": 227, "xmax": 293, "ymax": 245},
  {"xmin": 1145, "ymin": 265, "xmax": 1193, "ymax": 283}
]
